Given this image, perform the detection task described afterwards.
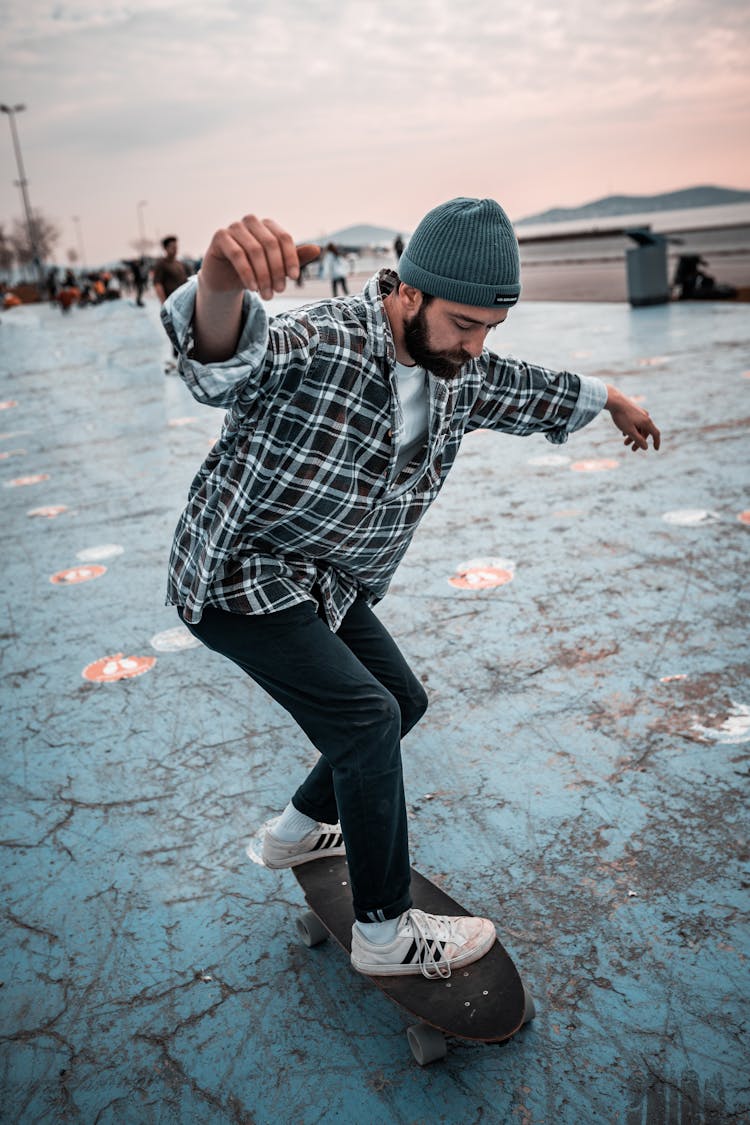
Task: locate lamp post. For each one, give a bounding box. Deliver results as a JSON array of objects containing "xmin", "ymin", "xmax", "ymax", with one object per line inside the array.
[
  {"xmin": 0, "ymin": 103, "xmax": 42, "ymax": 283},
  {"xmin": 137, "ymin": 199, "xmax": 148, "ymax": 254},
  {"xmin": 72, "ymin": 215, "xmax": 87, "ymax": 270}
]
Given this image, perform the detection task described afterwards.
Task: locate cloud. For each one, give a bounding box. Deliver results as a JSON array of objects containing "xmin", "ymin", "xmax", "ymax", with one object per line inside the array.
[{"xmin": 1, "ymin": 0, "xmax": 748, "ymax": 260}]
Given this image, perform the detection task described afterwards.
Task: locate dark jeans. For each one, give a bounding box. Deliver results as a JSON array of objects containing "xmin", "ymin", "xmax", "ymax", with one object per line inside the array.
[{"xmin": 178, "ymin": 597, "xmax": 428, "ymax": 922}]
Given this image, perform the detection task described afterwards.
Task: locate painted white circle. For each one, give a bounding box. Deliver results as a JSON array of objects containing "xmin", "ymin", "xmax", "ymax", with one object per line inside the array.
[
  {"xmin": 692, "ymin": 703, "xmax": 750, "ymax": 745},
  {"xmin": 150, "ymin": 626, "xmax": 201, "ymax": 652},
  {"xmin": 661, "ymin": 510, "xmax": 717, "ymax": 526},
  {"xmin": 527, "ymin": 454, "xmax": 571, "ymax": 467},
  {"xmin": 76, "ymin": 543, "xmax": 125, "ymax": 562}
]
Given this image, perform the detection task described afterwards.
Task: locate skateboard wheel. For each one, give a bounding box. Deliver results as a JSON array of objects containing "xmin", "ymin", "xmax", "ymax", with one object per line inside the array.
[
  {"xmin": 296, "ymin": 911, "xmax": 329, "ymax": 948},
  {"xmin": 406, "ymin": 1022, "xmax": 447, "ymax": 1066},
  {"xmin": 522, "ymin": 985, "xmax": 536, "ymax": 1024}
]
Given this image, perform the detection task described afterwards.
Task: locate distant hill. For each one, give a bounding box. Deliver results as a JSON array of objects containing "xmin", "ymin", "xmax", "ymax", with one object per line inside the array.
[
  {"xmin": 308, "ymin": 223, "xmax": 403, "ymax": 248},
  {"xmin": 516, "ymin": 186, "xmax": 750, "ymax": 225}
]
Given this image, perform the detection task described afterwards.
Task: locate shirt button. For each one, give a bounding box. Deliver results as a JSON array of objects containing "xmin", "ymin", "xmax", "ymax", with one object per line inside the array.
[{"xmin": 387, "ymin": 428, "xmax": 393, "ymax": 439}]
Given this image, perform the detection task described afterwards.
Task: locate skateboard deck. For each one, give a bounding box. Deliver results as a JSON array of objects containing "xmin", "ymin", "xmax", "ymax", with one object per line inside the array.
[{"xmin": 292, "ymin": 855, "xmax": 534, "ymax": 1064}]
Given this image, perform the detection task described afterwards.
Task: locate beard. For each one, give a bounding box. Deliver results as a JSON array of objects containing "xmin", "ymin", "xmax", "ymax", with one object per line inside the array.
[{"xmin": 402, "ymin": 302, "xmax": 471, "ymax": 380}]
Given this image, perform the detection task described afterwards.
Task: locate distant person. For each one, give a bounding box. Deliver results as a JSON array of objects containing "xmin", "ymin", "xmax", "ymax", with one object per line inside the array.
[
  {"xmin": 160, "ymin": 198, "xmax": 660, "ymax": 982},
  {"xmin": 672, "ymin": 254, "xmax": 737, "ymax": 301},
  {"xmin": 105, "ymin": 273, "xmax": 121, "ymax": 300},
  {"xmin": 322, "ymin": 242, "xmax": 349, "ymax": 297},
  {"xmin": 394, "ymin": 234, "xmax": 404, "ymax": 261},
  {"xmin": 57, "ymin": 281, "xmax": 80, "ymax": 313},
  {"xmin": 154, "ymin": 236, "xmax": 190, "ymax": 369},
  {"xmin": 123, "ymin": 257, "xmax": 147, "ymax": 307},
  {"xmin": 132, "ymin": 257, "xmax": 147, "ymax": 307},
  {"xmin": 46, "ymin": 268, "xmax": 58, "ymax": 302},
  {"xmin": 153, "ymin": 236, "xmax": 189, "ymax": 304}
]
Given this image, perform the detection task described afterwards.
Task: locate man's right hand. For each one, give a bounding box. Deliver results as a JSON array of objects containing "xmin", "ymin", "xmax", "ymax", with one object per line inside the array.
[
  {"xmin": 200, "ymin": 215, "xmax": 320, "ymax": 300},
  {"xmin": 193, "ymin": 216, "xmax": 320, "ymax": 362}
]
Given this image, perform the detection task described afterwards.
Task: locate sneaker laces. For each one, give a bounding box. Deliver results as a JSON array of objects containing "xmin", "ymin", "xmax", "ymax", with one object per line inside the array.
[{"xmin": 406, "ymin": 909, "xmax": 465, "ymax": 980}]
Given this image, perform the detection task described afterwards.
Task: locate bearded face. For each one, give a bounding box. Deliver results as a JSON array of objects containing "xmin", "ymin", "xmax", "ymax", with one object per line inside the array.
[{"xmin": 402, "ymin": 299, "xmax": 472, "ymax": 380}]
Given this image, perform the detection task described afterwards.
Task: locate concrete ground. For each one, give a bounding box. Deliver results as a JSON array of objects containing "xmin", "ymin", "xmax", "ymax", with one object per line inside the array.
[{"xmin": 1, "ymin": 289, "xmax": 749, "ymax": 1124}]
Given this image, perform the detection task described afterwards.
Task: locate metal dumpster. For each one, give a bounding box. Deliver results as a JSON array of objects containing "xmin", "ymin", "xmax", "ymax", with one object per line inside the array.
[{"xmin": 625, "ymin": 227, "xmax": 670, "ymax": 307}]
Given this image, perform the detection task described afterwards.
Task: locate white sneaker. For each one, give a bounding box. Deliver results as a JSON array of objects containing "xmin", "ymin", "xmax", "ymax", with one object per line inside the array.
[
  {"xmin": 350, "ymin": 908, "xmax": 496, "ymax": 979},
  {"xmin": 262, "ymin": 823, "xmax": 345, "ymax": 869}
]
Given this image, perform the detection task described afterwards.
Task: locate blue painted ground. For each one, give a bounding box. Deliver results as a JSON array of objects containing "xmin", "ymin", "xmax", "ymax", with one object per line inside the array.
[{"xmin": 1, "ymin": 291, "xmax": 749, "ymax": 1124}]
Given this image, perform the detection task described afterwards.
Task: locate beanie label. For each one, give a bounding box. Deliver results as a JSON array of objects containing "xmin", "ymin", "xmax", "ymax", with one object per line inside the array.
[{"xmin": 494, "ymin": 293, "xmax": 516, "ymax": 306}]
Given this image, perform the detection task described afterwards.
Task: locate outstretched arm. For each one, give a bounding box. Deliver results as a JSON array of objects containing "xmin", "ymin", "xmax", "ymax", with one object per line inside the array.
[
  {"xmin": 194, "ymin": 215, "xmax": 319, "ymax": 363},
  {"xmin": 604, "ymin": 385, "xmax": 661, "ymax": 451}
]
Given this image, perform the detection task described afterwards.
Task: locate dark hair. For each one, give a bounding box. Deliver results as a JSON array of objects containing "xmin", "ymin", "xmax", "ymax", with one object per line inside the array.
[{"xmin": 162, "ymin": 235, "xmax": 177, "ymax": 250}]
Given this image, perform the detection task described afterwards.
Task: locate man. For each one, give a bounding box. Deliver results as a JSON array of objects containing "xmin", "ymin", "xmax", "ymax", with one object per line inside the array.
[
  {"xmin": 161, "ymin": 199, "xmax": 660, "ymax": 981},
  {"xmin": 154, "ymin": 235, "xmax": 190, "ymax": 371},
  {"xmin": 124, "ymin": 256, "xmax": 147, "ymax": 307}
]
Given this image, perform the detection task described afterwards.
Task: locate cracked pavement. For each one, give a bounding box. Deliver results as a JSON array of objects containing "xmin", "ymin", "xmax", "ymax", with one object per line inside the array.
[{"xmin": 1, "ymin": 292, "xmax": 748, "ymax": 1123}]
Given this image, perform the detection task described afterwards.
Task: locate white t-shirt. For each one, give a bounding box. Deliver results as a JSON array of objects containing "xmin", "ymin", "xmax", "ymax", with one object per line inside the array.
[{"xmin": 393, "ymin": 361, "xmax": 429, "ymax": 473}]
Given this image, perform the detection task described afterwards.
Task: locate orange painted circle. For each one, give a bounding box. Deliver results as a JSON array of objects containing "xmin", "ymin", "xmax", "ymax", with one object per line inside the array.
[
  {"xmin": 638, "ymin": 356, "xmax": 668, "ymax": 367},
  {"xmin": 50, "ymin": 565, "xmax": 107, "ymax": 585},
  {"xmin": 82, "ymin": 653, "xmax": 157, "ymax": 683},
  {"xmin": 6, "ymin": 473, "xmax": 49, "ymax": 487},
  {"xmin": 449, "ymin": 566, "xmax": 514, "ymax": 590},
  {"xmin": 738, "ymin": 511, "xmax": 750, "ymax": 525},
  {"xmin": 571, "ymin": 459, "xmax": 620, "ymax": 473},
  {"xmin": 28, "ymin": 505, "xmax": 68, "ymax": 518}
]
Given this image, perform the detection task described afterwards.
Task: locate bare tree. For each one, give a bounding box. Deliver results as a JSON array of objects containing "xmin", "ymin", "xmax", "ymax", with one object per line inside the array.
[{"xmin": 9, "ymin": 209, "xmax": 61, "ymax": 266}]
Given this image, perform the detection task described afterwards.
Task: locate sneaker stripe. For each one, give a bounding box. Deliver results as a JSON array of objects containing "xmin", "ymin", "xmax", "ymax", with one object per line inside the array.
[
  {"xmin": 311, "ymin": 831, "xmax": 344, "ymax": 853},
  {"xmin": 402, "ymin": 940, "xmax": 419, "ymax": 965}
]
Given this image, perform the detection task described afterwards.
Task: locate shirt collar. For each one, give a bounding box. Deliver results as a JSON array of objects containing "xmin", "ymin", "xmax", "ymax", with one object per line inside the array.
[{"xmin": 360, "ymin": 269, "xmax": 399, "ymax": 364}]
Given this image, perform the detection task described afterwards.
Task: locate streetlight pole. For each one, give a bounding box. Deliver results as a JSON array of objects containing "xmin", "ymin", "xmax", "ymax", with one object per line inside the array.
[
  {"xmin": 72, "ymin": 215, "xmax": 87, "ymax": 270},
  {"xmin": 0, "ymin": 103, "xmax": 42, "ymax": 283}
]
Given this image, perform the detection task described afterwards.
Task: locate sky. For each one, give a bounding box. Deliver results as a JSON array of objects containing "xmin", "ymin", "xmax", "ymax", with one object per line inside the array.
[{"xmin": 1, "ymin": 0, "xmax": 749, "ymax": 265}]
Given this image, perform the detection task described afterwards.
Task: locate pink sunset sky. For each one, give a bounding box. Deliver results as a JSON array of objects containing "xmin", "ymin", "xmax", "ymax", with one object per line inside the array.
[{"xmin": 2, "ymin": 0, "xmax": 749, "ymax": 265}]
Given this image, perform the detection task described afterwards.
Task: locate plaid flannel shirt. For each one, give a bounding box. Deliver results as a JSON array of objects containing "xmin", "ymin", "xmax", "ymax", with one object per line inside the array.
[{"xmin": 162, "ymin": 270, "xmax": 606, "ymax": 630}]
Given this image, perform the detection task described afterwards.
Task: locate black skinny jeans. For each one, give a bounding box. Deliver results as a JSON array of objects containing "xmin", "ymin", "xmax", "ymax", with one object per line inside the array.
[{"xmin": 179, "ymin": 597, "xmax": 428, "ymax": 922}]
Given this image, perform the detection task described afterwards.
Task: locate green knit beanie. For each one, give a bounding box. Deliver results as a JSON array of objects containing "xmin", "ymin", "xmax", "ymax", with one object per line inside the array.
[{"xmin": 398, "ymin": 197, "xmax": 521, "ymax": 308}]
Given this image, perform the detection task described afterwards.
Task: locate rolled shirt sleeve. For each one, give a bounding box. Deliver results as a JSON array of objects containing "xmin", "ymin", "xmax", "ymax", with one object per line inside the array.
[
  {"xmin": 160, "ymin": 276, "xmax": 270, "ymax": 407},
  {"xmin": 567, "ymin": 373, "xmax": 608, "ymax": 433}
]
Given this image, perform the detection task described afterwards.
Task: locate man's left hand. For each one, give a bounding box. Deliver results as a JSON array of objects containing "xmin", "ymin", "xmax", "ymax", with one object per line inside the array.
[{"xmin": 605, "ymin": 385, "xmax": 661, "ymax": 451}]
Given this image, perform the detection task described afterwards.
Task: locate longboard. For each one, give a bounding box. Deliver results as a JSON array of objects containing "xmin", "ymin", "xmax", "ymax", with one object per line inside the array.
[{"xmin": 292, "ymin": 855, "xmax": 535, "ymax": 1065}]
